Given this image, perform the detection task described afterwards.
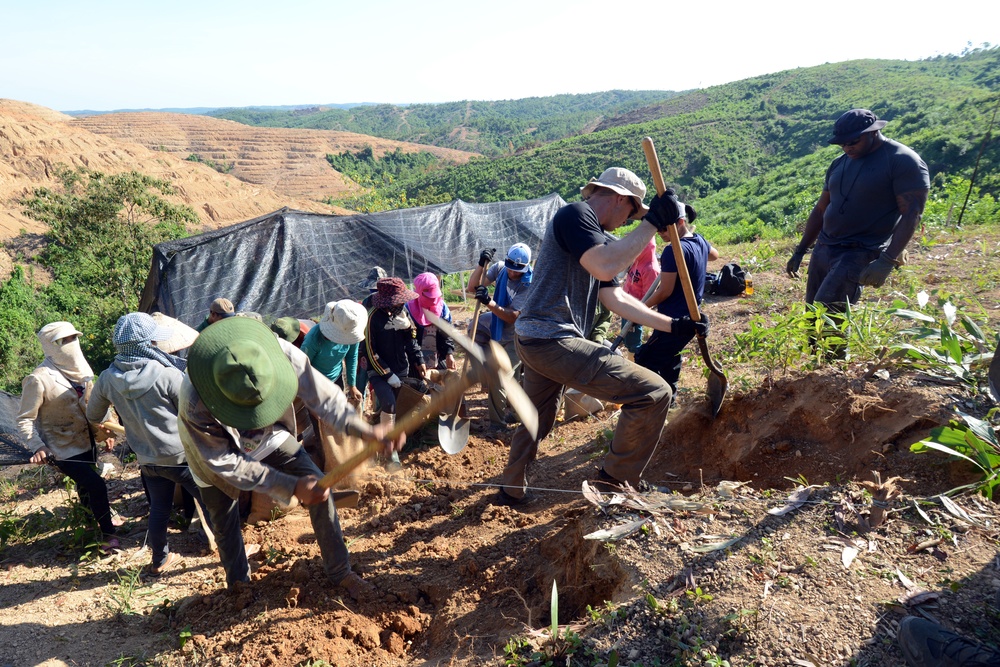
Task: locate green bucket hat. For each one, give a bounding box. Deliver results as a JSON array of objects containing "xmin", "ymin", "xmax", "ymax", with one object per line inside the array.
[{"xmin": 187, "ymin": 317, "xmax": 298, "ymax": 430}]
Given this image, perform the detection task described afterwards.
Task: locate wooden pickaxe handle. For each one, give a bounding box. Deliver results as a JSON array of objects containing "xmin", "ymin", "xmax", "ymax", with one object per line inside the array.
[{"xmin": 318, "ymin": 370, "xmax": 476, "ymax": 488}]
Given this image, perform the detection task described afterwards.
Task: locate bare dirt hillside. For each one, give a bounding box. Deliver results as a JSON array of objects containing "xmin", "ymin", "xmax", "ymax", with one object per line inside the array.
[
  {"xmin": 0, "ymin": 100, "xmax": 346, "ymax": 236},
  {"xmin": 71, "ymin": 112, "xmax": 477, "ymax": 201}
]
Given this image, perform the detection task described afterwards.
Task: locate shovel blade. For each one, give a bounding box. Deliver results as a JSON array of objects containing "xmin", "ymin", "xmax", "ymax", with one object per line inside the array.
[
  {"xmin": 697, "ymin": 336, "xmax": 728, "ymax": 418},
  {"xmin": 438, "ymin": 411, "xmax": 471, "ymax": 455}
]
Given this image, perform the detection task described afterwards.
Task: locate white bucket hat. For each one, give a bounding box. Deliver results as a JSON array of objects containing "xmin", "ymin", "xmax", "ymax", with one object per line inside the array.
[
  {"xmin": 319, "ymin": 300, "xmax": 367, "ymax": 345},
  {"xmin": 580, "ymin": 167, "xmax": 649, "ymax": 220}
]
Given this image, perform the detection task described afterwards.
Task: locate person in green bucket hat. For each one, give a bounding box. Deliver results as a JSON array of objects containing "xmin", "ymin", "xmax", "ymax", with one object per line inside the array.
[{"xmin": 178, "ymin": 316, "xmax": 403, "ymax": 600}]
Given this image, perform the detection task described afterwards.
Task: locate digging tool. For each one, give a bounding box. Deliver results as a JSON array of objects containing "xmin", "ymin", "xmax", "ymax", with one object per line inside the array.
[
  {"xmin": 424, "ymin": 308, "xmax": 538, "ymax": 440},
  {"xmin": 101, "ymin": 421, "xmax": 218, "ymax": 552},
  {"xmin": 608, "ymin": 275, "xmax": 661, "ymax": 353},
  {"xmin": 642, "ymin": 137, "xmax": 728, "ymax": 417},
  {"xmin": 319, "ymin": 322, "xmax": 537, "ymax": 489},
  {"xmin": 437, "ymin": 266, "xmax": 489, "ymax": 453}
]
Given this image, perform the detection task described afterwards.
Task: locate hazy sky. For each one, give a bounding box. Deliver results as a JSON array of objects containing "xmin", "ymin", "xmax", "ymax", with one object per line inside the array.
[{"xmin": 2, "ymin": 0, "xmax": 996, "ymax": 111}]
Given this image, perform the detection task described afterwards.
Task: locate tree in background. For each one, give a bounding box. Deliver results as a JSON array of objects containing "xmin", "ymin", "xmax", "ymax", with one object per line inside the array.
[{"xmin": 0, "ymin": 168, "xmax": 194, "ymax": 392}]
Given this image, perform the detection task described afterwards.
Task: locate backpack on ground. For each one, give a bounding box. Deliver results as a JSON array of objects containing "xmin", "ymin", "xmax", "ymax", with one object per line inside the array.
[{"xmin": 707, "ymin": 263, "xmax": 747, "ymax": 296}]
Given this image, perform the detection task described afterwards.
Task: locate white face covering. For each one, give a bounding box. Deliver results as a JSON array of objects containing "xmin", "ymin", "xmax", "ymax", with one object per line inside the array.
[
  {"xmin": 385, "ymin": 307, "xmax": 412, "ymax": 331},
  {"xmin": 38, "ymin": 322, "xmax": 93, "ymax": 384}
]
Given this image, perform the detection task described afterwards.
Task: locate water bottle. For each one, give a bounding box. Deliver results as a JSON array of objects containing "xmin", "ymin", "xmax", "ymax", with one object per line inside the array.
[{"xmin": 744, "ymin": 272, "xmax": 754, "ymax": 296}]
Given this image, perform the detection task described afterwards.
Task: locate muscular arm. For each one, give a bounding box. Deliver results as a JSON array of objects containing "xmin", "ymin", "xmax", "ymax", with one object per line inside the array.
[
  {"xmin": 797, "ymin": 190, "xmax": 831, "ymax": 251},
  {"xmin": 579, "ymin": 221, "xmax": 658, "ymax": 282},
  {"xmin": 466, "ymin": 264, "xmax": 495, "ymax": 292},
  {"xmin": 484, "ymin": 300, "xmax": 519, "ymax": 324},
  {"xmin": 885, "ymin": 188, "xmax": 928, "ymax": 260},
  {"xmin": 598, "ymin": 285, "xmax": 679, "ymax": 333}
]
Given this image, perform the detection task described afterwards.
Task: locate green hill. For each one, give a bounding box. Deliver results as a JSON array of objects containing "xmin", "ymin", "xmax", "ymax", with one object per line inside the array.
[
  {"xmin": 208, "ymin": 90, "xmax": 680, "ymax": 157},
  {"xmin": 385, "ymin": 48, "xmax": 1000, "ymax": 237}
]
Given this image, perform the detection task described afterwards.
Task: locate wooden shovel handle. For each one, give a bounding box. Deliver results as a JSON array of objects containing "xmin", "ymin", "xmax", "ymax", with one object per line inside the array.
[
  {"xmin": 318, "ymin": 371, "xmax": 475, "ymax": 488},
  {"xmin": 642, "ymin": 137, "xmax": 702, "ymax": 323}
]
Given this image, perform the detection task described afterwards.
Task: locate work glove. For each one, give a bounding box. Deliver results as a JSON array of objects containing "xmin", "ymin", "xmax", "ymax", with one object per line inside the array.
[
  {"xmin": 858, "ymin": 252, "xmax": 897, "ymax": 287},
  {"xmin": 474, "ymin": 285, "xmax": 492, "ymax": 306},
  {"xmin": 386, "ymin": 373, "xmax": 402, "ymax": 389},
  {"xmin": 672, "ymin": 313, "xmax": 710, "ymax": 339},
  {"xmin": 478, "ymin": 248, "xmax": 496, "ymax": 267},
  {"xmin": 643, "ymin": 190, "xmax": 680, "ymax": 232},
  {"xmin": 786, "ymin": 247, "xmax": 807, "ymax": 279}
]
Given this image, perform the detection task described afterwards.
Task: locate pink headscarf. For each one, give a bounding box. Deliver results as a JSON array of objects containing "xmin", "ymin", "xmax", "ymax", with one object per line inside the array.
[
  {"xmin": 406, "ymin": 272, "xmax": 443, "ymax": 327},
  {"xmin": 624, "ymin": 237, "xmax": 660, "ymax": 300}
]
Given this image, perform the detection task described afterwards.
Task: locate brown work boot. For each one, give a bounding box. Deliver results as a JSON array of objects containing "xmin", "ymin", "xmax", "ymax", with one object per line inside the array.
[{"xmin": 338, "ymin": 572, "xmax": 374, "ymax": 601}]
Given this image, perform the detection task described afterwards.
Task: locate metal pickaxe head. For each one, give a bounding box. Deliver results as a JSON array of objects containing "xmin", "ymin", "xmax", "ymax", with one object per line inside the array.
[{"xmin": 424, "ymin": 309, "xmax": 538, "ymax": 439}]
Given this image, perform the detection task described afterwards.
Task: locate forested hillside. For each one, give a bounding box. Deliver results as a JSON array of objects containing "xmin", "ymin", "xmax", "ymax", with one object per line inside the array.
[
  {"xmin": 209, "ymin": 90, "xmax": 678, "ymax": 156},
  {"xmin": 383, "ymin": 48, "xmax": 999, "ymax": 237}
]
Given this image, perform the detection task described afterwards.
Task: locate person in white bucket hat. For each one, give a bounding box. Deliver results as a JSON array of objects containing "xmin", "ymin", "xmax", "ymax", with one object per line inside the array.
[{"xmin": 302, "ymin": 300, "xmax": 368, "ymax": 404}]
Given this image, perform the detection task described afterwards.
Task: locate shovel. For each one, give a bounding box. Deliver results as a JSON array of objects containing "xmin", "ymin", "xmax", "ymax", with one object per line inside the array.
[
  {"xmin": 642, "ymin": 137, "xmax": 728, "ymax": 417},
  {"xmin": 319, "ymin": 328, "xmax": 537, "ymax": 489},
  {"xmin": 437, "ymin": 269, "xmax": 487, "ymax": 454}
]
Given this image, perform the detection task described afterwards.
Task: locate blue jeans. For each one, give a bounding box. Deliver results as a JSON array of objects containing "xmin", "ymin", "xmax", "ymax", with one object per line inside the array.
[
  {"xmin": 141, "ymin": 464, "xmax": 207, "ymax": 569},
  {"xmin": 200, "ymin": 434, "xmax": 352, "ymax": 587}
]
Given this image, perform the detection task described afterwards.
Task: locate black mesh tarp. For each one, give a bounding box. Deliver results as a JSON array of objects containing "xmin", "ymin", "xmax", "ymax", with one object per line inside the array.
[{"xmin": 139, "ymin": 194, "xmax": 566, "ymax": 326}]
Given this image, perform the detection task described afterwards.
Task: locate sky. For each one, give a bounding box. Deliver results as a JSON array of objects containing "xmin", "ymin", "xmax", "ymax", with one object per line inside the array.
[{"xmin": 1, "ymin": 0, "xmax": 997, "ymax": 112}]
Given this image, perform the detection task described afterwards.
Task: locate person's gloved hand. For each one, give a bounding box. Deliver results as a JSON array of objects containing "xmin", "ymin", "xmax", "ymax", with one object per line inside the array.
[
  {"xmin": 643, "ymin": 189, "xmax": 680, "ymax": 232},
  {"xmin": 786, "ymin": 247, "xmax": 807, "ymax": 278},
  {"xmin": 858, "ymin": 252, "xmax": 897, "ymax": 287},
  {"xmin": 475, "ymin": 285, "xmax": 491, "ymax": 305},
  {"xmin": 478, "ymin": 248, "xmax": 496, "ymax": 267},
  {"xmin": 386, "ymin": 373, "xmax": 402, "ymax": 388},
  {"xmin": 672, "ymin": 313, "xmax": 710, "ymax": 338}
]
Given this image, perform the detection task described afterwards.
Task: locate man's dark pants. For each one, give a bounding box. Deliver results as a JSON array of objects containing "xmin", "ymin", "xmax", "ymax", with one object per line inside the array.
[
  {"xmin": 200, "ymin": 435, "xmax": 351, "ymax": 587},
  {"xmin": 501, "ymin": 335, "xmax": 672, "ymax": 500}
]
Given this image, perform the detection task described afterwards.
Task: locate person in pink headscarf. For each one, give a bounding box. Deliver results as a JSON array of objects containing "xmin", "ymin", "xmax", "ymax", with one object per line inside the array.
[
  {"xmin": 621, "ymin": 237, "xmax": 661, "ymax": 353},
  {"xmin": 406, "ymin": 272, "xmax": 456, "ymax": 372}
]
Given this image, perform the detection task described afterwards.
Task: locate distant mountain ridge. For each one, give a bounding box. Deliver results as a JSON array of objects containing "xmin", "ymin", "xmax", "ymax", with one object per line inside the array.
[
  {"xmin": 210, "ymin": 90, "xmax": 681, "ymax": 156},
  {"xmin": 64, "ymin": 103, "xmax": 377, "ymax": 117}
]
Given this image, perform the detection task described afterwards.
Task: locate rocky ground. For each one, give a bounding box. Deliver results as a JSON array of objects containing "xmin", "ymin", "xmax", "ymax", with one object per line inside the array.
[{"xmin": 1, "ymin": 226, "xmax": 999, "ymax": 667}]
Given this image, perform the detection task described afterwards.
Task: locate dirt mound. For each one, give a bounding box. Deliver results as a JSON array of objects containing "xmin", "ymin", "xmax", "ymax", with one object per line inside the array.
[
  {"xmin": 71, "ymin": 112, "xmax": 477, "ymax": 201},
  {"xmin": 654, "ymin": 369, "xmax": 957, "ymax": 491},
  {"xmin": 0, "ymin": 98, "xmax": 339, "ymax": 242}
]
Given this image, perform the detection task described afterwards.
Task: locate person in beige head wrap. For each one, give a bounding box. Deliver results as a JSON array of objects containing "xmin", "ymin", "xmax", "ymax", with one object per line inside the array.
[{"xmin": 17, "ymin": 322, "xmax": 119, "ymax": 548}]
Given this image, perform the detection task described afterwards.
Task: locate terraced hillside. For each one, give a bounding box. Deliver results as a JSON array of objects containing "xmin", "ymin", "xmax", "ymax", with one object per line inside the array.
[
  {"xmin": 0, "ymin": 99, "xmax": 336, "ymax": 241},
  {"xmin": 72, "ymin": 112, "xmax": 477, "ymax": 201}
]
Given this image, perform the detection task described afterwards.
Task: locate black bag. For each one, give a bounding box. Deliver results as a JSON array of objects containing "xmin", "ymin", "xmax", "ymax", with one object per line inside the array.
[{"xmin": 707, "ymin": 263, "xmax": 746, "ymax": 296}]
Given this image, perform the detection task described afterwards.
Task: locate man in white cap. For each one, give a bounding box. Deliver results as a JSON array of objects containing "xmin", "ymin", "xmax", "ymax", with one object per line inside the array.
[
  {"xmin": 466, "ymin": 243, "xmax": 535, "ymax": 425},
  {"xmin": 498, "ymin": 168, "xmax": 708, "ymax": 505}
]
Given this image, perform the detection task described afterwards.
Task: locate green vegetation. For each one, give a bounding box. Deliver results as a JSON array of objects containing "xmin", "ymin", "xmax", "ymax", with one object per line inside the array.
[
  {"xmin": 211, "ymin": 90, "xmax": 679, "ymax": 156},
  {"xmin": 911, "ymin": 409, "xmax": 1000, "ymax": 498},
  {"xmin": 306, "ymin": 47, "xmax": 1000, "ymax": 227},
  {"xmin": 0, "ymin": 167, "xmax": 194, "ymax": 392},
  {"xmin": 185, "ymin": 152, "xmax": 235, "ymax": 174},
  {"xmin": 323, "ymin": 146, "xmax": 452, "ymax": 212}
]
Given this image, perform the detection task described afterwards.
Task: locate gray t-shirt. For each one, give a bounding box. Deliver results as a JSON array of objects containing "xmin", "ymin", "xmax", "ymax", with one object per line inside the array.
[
  {"xmin": 476, "ymin": 262, "xmax": 534, "ymax": 344},
  {"xmin": 515, "ymin": 202, "xmax": 616, "ymax": 340},
  {"xmin": 819, "ymin": 137, "xmax": 929, "ymax": 249}
]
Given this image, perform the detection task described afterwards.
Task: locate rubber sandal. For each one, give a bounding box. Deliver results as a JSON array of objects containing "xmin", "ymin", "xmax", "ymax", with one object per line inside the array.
[
  {"xmin": 100, "ymin": 537, "xmax": 121, "ymax": 555},
  {"xmin": 149, "ymin": 551, "xmax": 181, "ymax": 576}
]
